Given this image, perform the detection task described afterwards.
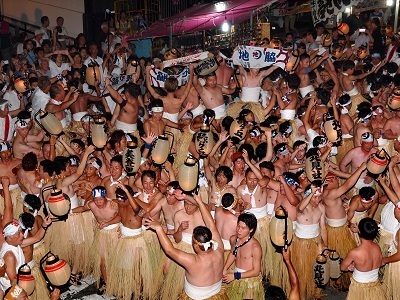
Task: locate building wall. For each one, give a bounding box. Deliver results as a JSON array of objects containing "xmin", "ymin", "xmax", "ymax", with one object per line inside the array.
[{"xmin": 3, "ymin": 0, "xmax": 85, "ymax": 38}]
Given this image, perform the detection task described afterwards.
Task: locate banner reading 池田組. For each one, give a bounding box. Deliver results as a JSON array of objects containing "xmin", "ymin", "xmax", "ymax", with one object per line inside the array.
[
  {"xmin": 232, "ymin": 46, "xmax": 288, "ymax": 69},
  {"xmin": 148, "ymin": 67, "xmax": 190, "ymax": 88},
  {"xmin": 162, "ymin": 52, "xmax": 210, "ymax": 68}
]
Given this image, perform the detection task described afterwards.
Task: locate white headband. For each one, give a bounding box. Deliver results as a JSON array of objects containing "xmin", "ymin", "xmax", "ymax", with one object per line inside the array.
[
  {"xmin": 19, "ymin": 217, "xmax": 32, "ymax": 238},
  {"xmin": 223, "ymin": 198, "xmax": 238, "ymax": 215},
  {"xmin": 361, "ymin": 132, "xmax": 374, "ymax": 142},
  {"xmin": 3, "ymin": 222, "xmax": 20, "ymax": 237},
  {"xmin": 372, "ymin": 107, "xmax": 383, "ymax": 115},
  {"xmin": 337, "ymin": 98, "xmax": 352, "ymax": 107},
  {"xmin": 152, "ymin": 106, "xmax": 164, "ymax": 113},
  {"xmin": 88, "ymin": 159, "xmax": 101, "ymax": 170},
  {"xmin": 15, "ymin": 119, "xmax": 28, "ymax": 129}
]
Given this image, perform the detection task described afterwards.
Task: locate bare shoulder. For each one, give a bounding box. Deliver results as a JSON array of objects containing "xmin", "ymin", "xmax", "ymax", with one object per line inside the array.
[{"xmin": 109, "ymin": 200, "xmax": 119, "ymax": 211}]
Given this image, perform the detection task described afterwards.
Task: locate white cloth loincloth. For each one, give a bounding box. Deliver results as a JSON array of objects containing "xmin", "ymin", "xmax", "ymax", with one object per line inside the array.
[
  {"xmin": 115, "ymin": 119, "xmax": 137, "ymax": 133},
  {"xmin": 342, "ymin": 133, "xmax": 353, "ymax": 139},
  {"xmin": 266, "ymin": 203, "xmax": 275, "ymax": 215},
  {"xmin": 120, "ymin": 224, "xmax": 142, "ymax": 237},
  {"xmin": 213, "ymin": 104, "xmax": 226, "ymax": 119},
  {"xmin": 0, "ymin": 183, "xmax": 19, "ymax": 191},
  {"xmin": 163, "ymin": 111, "xmax": 179, "ymax": 123},
  {"xmin": 245, "ymin": 204, "xmax": 268, "ymax": 219},
  {"xmin": 102, "ymin": 223, "xmax": 119, "ymax": 231},
  {"xmin": 353, "ymin": 268, "xmax": 379, "ymax": 283},
  {"xmin": 222, "ymin": 239, "xmax": 231, "ymax": 251},
  {"xmin": 355, "ymin": 178, "xmax": 374, "ymax": 190},
  {"xmin": 166, "ymin": 223, "xmax": 175, "ymax": 230},
  {"xmin": 234, "ymin": 266, "xmax": 247, "ymax": 273},
  {"xmin": 346, "ymin": 86, "xmax": 359, "ymax": 97},
  {"xmin": 377, "ymin": 137, "xmax": 388, "ymax": 146},
  {"xmin": 281, "ymin": 109, "xmax": 296, "ymax": 120},
  {"xmin": 299, "ymin": 85, "xmax": 315, "ymax": 98},
  {"xmin": 181, "ymin": 232, "xmax": 193, "ymax": 245},
  {"xmin": 60, "ymin": 118, "xmax": 68, "ymax": 128},
  {"xmin": 381, "ymin": 202, "xmax": 399, "ymax": 234},
  {"xmin": 294, "ymin": 222, "xmax": 320, "ymax": 239},
  {"xmin": 354, "ymin": 210, "xmax": 367, "ymax": 216},
  {"xmin": 241, "ymin": 87, "xmax": 261, "ymax": 103},
  {"xmin": 325, "ymin": 216, "xmax": 347, "ymax": 227},
  {"xmin": 72, "ymin": 112, "xmax": 87, "ymax": 122},
  {"xmin": 184, "ymin": 277, "xmax": 222, "ymax": 300},
  {"xmin": 191, "ymin": 104, "xmax": 205, "ymax": 118},
  {"xmin": 69, "ymin": 194, "xmax": 80, "ymax": 210}
]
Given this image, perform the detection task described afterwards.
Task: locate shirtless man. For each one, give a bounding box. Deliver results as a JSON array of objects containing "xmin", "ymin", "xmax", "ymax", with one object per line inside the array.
[
  {"xmin": 101, "ymin": 155, "xmax": 129, "ymax": 200},
  {"xmin": 223, "ymin": 212, "xmax": 264, "ymax": 299},
  {"xmin": 383, "ymin": 111, "xmax": 400, "ymax": 140},
  {"xmin": 175, "ymin": 84, "xmax": 204, "ymax": 118},
  {"xmin": 292, "ymin": 182, "xmax": 327, "ymax": 300},
  {"xmin": 273, "ymin": 143, "xmax": 291, "ymax": 177},
  {"xmin": 193, "ymin": 71, "xmax": 235, "ymax": 121},
  {"xmin": 46, "ymin": 83, "xmax": 78, "ymax": 128},
  {"xmin": 143, "ymin": 99, "xmax": 184, "ymax": 137},
  {"xmin": 146, "ymin": 65, "xmax": 193, "ymax": 123},
  {"xmin": 105, "ymin": 80, "xmax": 140, "ymax": 134},
  {"xmin": 215, "ymin": 50, "xmax": 234, "ymax": 88},
  {"xmin": 88, "ymin": 186, "xmax": 120, "ymax": 295},
  {"xmin": 230, "ymin": 153, "xmax": 246, "ymax": 188},
  {"xmin": 205, "ymin": 165, "xmax": 236, "ymax": 215},
  {"xmin": 239, "ymin": 65, "xmax": 278, "ymax": 100},
  {"xmin": 74, "ymin": 157, "xmax": 102, "ymax": 202},
  {"xmin": 340, "ymin": 218, "xmax": 385, "ymax": 299},
  {"xmin": 339, "ymin": 132, "xmax": 376, "ymax": 195},
  {"xmin": 144, "ymin": 193, "xmax": 227, "ymax": 300},
  {"xmin": 136, "ymin": 170, "xmax": 164, "ymax": 222},
  {"xmin": 215, "ymin": 193, "xmax": 238, "ymax": 252},
  {"xmin": 12, "ymin": 120, "xmax": 42, "ymax": 159},
  {"xmin": 352, "ymin": 108, "xmax": 373, "ymax": 147},
  {"xmin": 276, "ymin": 74, "xmax": 301, "ymax": 121},
  {"xmin": 17, "ymin": 152, "xmax": 41, "ymax": 197},
  {"xmin": 296, "ymin": 52, "xmax": 329, "ymax": 98}
]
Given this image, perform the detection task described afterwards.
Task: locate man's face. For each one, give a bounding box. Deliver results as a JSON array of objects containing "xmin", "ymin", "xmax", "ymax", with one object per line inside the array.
[
  {"xmin": 0, "ymin": 150, "xmax": 11, "ymax": 161},
  {"xmin": 246, "ymin": 171, "xmax": 259, "ymax": 190},
  {"xmin": 89, "ymin": 45, "xmax": 98, "ymax": 57},
  {"xmin": 205, "ymin": 76, "xmax": 217, "ymax": 88},
  {"xmin": 142, "ymin": 175, "xmax": 155, "ymax": 192},
  {"xmin": 361, "ymin": 141, "xmax": 373, "ymax": 153},
  {"xmin": 85, "ymin": 164, "xmax": 97, "ymax": 177},
  {"xmin": 16, "ymin": 127, "xmax": 29, "ymax": 138},
  {"xmin": 184, "ymin": 200, "xmax": 198, "ymax": 215},
  {"xmin": 57, "ymin": 18, "xmax": 63, "ymax": 27},
  {"xmin": 166, "ymin": 190, "xmax": 177, "ymax": 205},
  {"xmin": 260, "ymin": 167, "xmax": 273, "ymax": 178},
  {"xmin": 316, "ymin": 27, "xmax": 324, "ymax": 36},
  {"xmin": 233, "ymin": 158, "xmax": 245, "ymax": 174},
  {"xmin": 152, "ymin": 111, "xmax": 163, "ymax": 121},
  {"xmin": 300, "ymin": 58, "xmax": 310, "ymax": 68},
  {"xmin": 216, "ymin": 172, "xmax": 228, "ymax": 186},
  {"xmin": 325, "ymin": 175, "xmax": 339, "ymax": 189},
  {"xmin": 110, "ymin": 161, "xmax": 123, "ymax": 179},
  {"xmin": 236, "ymin": 221, "xmax": 252, "ymax": 239},
  {"xmin": 8, "ymin": 229, "xmax": 24, "ymax": 245},
  {"xmin": 372, "ymin": 57, "xmax": 381, "ymax": 65},
  {"xmin": 94, "ymin": 196, "xmax": 106, "ymax": 208},
  {"xmin": 286, "ymin": 34, "xmax": 293, "ymax": 42},
  {"xmin": 40, "ymin": 59, "xmax": 49, "ymax": 70},
  {"xmin": 279, "ymin": 151, "xmax": 291, "ymax": 163}
]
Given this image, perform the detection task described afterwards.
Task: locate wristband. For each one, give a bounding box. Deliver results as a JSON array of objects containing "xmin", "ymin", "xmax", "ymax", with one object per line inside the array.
[
  {"xmin": 145, "ymin": 143, "xmax": 151, "ymax": 149},
  {"xmin": 234, "ymin": 272, "xmax": 241, "ymax": 280}
]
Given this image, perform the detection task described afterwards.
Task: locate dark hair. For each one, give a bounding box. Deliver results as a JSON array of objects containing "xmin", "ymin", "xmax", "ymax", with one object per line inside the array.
[
  {"xmin": 124, "ymin": 83, "xmax": 141, "ymax": 98},
  {"xmin": 316, "ymin": 88, "xmax": 330, "ymax": 105},
  {"xmin": 238, "ymin": 213, "xmax": 257, "ymax": 238},
  {"xmin": 53, "ymin": 156, "xmax": 70, "ymax": 175},
  {"xmin": 238, "ymin": 109, "xmax": 253, "ymax": 122},
  {"xmin": 299, "ymin": 53, "xmax": 310, "ymax": 62},
  {"xmin": 221, "ymin": 116, "xmax": 234, "ymax": 132},
  {"xmin": 41, "ymin": 16, "xmax": 49, "ymax": 25},
  {"xmin": 22, "ymin": 152, "xmax": 38, "ymax": 171},
  {"xmin": 265, "ymin": 285, "xmax": 287, "ymax": 300},
  {"xmin": 359, "ymin": 186, "xmax": 375, "ymax": 200},
  {"xmin": 215, "ymin": 166, "xmax": 233, "ymax": 183},
  {"xmin": 164, "ymin": 77, "xmax": 179, "ymax": 92},
  {"xmin": 38, "ymin": 76, "xmax": 51, "ymax": 91},
  {"xmin": 40, "ymin": 159, "xmax": 55, "ymax": 176},
  {"xmin": 193, "ymin": 226, "xmax": 213, "ymax": 251},
  {"xmin": 109, "ymin": 130, "xmax": 126, "ymax": 149},
  {"xmin": 342, "ymin": 60, "xmax": 355, "ymax": 72},
  {"xmin": 338, "ymin": 94, "xmax": 351, "ymax": 105},
  {"xmin": 24, "ymin": 194, "xmax": 42, "ymax": 212},
  {"xmin": 19, "ymin": 212, "xmax": 35, "ymax": 230},
  {"xmin": 221, "ymin": 193, "xmax": 235, "ymax": 208},
  {"xmin": 49, "ymin": 83, "xmax": 63, "ymax": 99},
  {"xmin": 167, "ymin": 180, "xmax": 180, "ymax": 189},
  {"xmin": 293, "ymin": 140, "xmax": 306, "ymax": 150},
  {"xmin": 260, "ymin": 161, "xmax": 275, "ymax": 172},
  {"xmin": 286, "ymin": 73, "xmax": 301, "ymax": 89},
  {"xmin": 255, "ymin": 142, "xmax": 267, "ymax": 161},
  {"xmin": 151, "ymin": 99, "xmax": 164, "ymax": 109},
  {"xmin": 358, "ymin": 217, "xmax": 378, "ymax": 240},
  {"xmin": 283, "ymin": 171, "xmax": 300, "ymax": 186},
  {"xmin": 141, "ymin": 170, "xmax": 156, "ymax": 181},
  {"xmin": 71, "ymin": 139, "xmax": 85, "ymax": 150},
  {"xmin": 238, "ymin": 144, "xmax": 254, "ymax": 161},
  {"xmin": 204, "ymin": 109, "xmax": 216, "ymax": 119},
  {"xmin": 110, "ymin": 155, "xmax": 123, "ymax": 166},
  {"xmin": 372, "ymin": 18, "xmax": 380, "ymax": 27}
]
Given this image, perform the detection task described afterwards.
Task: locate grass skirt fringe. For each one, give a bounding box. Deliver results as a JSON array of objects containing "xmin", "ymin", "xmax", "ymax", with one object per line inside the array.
[
  {"xmin": 382, "ymin": 249, "xmax": 400, "ymax": 300},
  {"xmin": 89, "ymin": 225, "xmax": 119, "ymax": 285},
  {"xmin": 179, "ymin": 288, "xmax": 229, "ymax": 300},
  {"xmin": 30, "ymin": 262, "xmax": 50, "ymax": 300},
  {"xmin": 0, "ymin": 188, "xmax": 24, "ymax": 219},
  {"xmin": 160, "ymin": 241, "xmax": 194, "ymax": 300},
  {"xmin": 226, "ymin": 101, "xmax": 265, "ymax": 123},
  {"xmin": 337, "ymin": 137, "xmax": 354, "ymax": 165},
  {"xmin": 327, "ymin": 222, "xmax": 357, "ymax": 290},
  {"xmin": 64, "ymin": 120, "xmax": 87, "ymax": 140},
  {"xmin": 347, "ymin": 278, "xmax": 385, "ymax": 300},
  {"xmin": 79, "ymin": 211, "xmax": 95, "ymax": 276},
  {"xmin": 292, "ymin": 235, "xmax": 323, "ymax": 300},
  {"xmin": 173, "ymin": 129, "xmax": 193, "ymax": 173},
  {"xmin": 226, "ymin": 274, "xmax": 264, "ymax": 300},
  {"xmin": 270, "ymin": 248, "xmax": 291, "ymax": 296},
  {"xmin": 253, "ymin": 215, "xmax": 271, "ymax": 278},
  {"xmin": 45, "ymin": 220, "xmax": 74, "ymax": 264},
  {"xmin": 107, "ymin": 233, "xmax": 161, "ymax": 300},
  {"xmin": 348, "ymin": 94, "xmax": 367, "ymax": 119}
]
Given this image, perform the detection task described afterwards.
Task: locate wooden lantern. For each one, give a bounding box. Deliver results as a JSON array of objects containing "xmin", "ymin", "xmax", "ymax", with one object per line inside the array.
[
  {"xmin": 195, "ymin": 125, "xmax": 215, "ymax": 158},
  {"xmin": 178, "ymin": 156, "xmax": 199, "ymax": 192},
  {"xmin": 122, "ymin": 141, "xmax": 141, "ymax": 175},
  {"xmin": 229, "ymin": 119, "xmax": 248, "ymax": 144},
  {"xmin": 152, "ymin": 134, "xmax": 172, "ymax": 165},
  {"xmin": 313, "ymin": 254, "xmax": 330, "ymax": 287},
  {"xmin": 91, "ymin": 119, "xmax": 107, "ymax": 149},
  {"xmin": 47, "ymin": 189, "xmax": 70, "ymax": 217},
  {"xmin": 388, "ymin": 87, "xmax": 400, "ymax": 110},
  {"xmin": 305, "ymin": 148, "xmax": 325, "ymax": 182},
  {"xmin": 41, "ymin": 252, "xmax": 71, "ymax": 286},
  {"xmin": 269, "ymin": 206, "xmax": 293, "ymax": 248},
  {"xmin": 323, "ymin": 114, "xmax": 342, "ymax": 145},
  {"xmin": 34, "ymin": 110, "xmax": 64, "ymax": 136},
  {"xmin": 366, "ymin": 149, "xmax": 390, "ymax": 175},
  {"xmin": 16, "ymin": 264, "xmax": 35, "ymax": 296},
  {"xmin": 337, "ymin": 23, "xmax": 350, "ymax": 35},
  {"xmin": 328, "ymin": 250, "xmax": 342, "ymax": 280}
]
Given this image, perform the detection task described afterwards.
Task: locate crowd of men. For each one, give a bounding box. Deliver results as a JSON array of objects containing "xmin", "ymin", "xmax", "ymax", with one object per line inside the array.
[{"xmin": 0, "ymin": 9, "xmax": 400, "ymax": 300}]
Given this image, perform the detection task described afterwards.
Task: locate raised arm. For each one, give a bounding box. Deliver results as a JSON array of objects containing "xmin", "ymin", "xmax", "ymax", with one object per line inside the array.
[
  {"xmin": 105, "ymin": 78, "xmax": 125, "ymax": 104},
  {"xmin": 0, "ymin": 177, "xmax": 13, "ymax": 227},
  {"xmin": 145, "ymin": 66, "xmax": 161, "ymax": 100},
  {"xmin": 282, "ymin": 248, "xmax": 301, "ymax": 300},
  {"xmin": 60, "ymin": 145, "xmax": 95, "ymax": 187}
]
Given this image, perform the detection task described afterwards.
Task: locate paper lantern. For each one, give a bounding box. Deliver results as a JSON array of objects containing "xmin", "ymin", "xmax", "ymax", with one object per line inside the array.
[
  {"xmin": 366, "ymin": 149, "xmax": 390, "ymax": 175},
  {"xmin": 194, "ymin": 57, "xmax": 219, "ymax": 76},
  {"xmin": 47, "ymin": 188, "xmax": 71, "ymax": 218},
  {"xmin": 91, "ymin": 119, "xmax": 107, "ymax": 149},
  {"xmin": 85, "ymin": 62, "xmax": 101, "ymax": 86},
  {"xmin": 323, "ymin": 114, "xmax": 342, "ymax": 145},
  {"xmin": 16, "ymin": 264, "xmax": 35, "ymax": 296},
  {"xmin": 328, "ymin": 250, "xmax": 342, "ymax": 280},
  {"xmin": 152, "ymin": 134, "xmax": 173, "ymax": 165},
  {"xmin": 229, "ymin": 119, "xmax": 248, "ymax": 144},
  {"xmin": 41, "ymin": 252, "xmax": 71, "ymax": 286},
  {"xmin": 195, "ymin": 125, "xmax": 215, "ymax": 158},
  {"xmin": 122, "ymin": 141, "xmax": 141, "ymax": 174},
  {"xmin": 337, "ymin": 23, "xmax": 350, "ymax": 35},
  {"xmin": 178, "ymin": 156, "xmax": 199, "ymax": 192},
  {"xmin": 313, "ymin": 254, "xmax": 330, "ymax": 287},
  {"xmin": 269, "ymin": 206, "xmax": 293, "ymax": 248},
  {"xmin": 34, "ymin": 110, "xmax": 64, "ymax": 136},
  {"xmin": 356, "ymin": 45, "xmax": 368, "ymax": 59},
  {"xmin": 321, "ymin": 33, "xmax": 333, "ymax": 47},
  {"xmin": 14, "ymin": 78, "xmax": 29, "ymax": 94},
  {"xmin": 388, "ymin": 87, "xmax": 400, "ymax": 110},
  {"xmin": 305, "ymin": 148, "xmax": 325, "ymax": 182}
]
